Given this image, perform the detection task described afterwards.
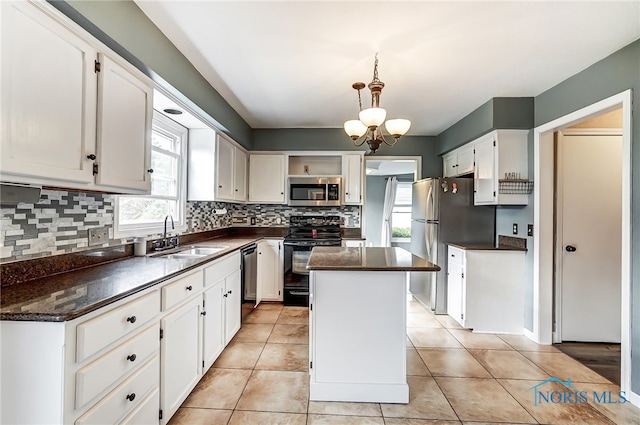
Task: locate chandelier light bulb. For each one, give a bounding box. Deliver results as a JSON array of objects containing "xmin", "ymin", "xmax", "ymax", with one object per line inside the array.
[
  {"xmin": 359, "ymin": 107, "xmax": 386, "ymax": 128},
  {"xmin": 344, "ymin": 120, "xmax": 368, "ymax": 139},
  {"xmin": 385, "ymin": 119, "xmax": 411, "ymax": 138}
]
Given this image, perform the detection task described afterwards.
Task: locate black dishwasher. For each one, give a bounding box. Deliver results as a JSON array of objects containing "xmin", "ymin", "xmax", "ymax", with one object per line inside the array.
[{"xmin": 240, "ymin": 244, "xmax": 258, "ymax": 321}]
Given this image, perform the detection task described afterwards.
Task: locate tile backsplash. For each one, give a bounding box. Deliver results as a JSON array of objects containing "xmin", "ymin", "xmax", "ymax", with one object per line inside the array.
[{"xmin": 1, "ymin": 189, "xmax": 361, "ymax": 262}]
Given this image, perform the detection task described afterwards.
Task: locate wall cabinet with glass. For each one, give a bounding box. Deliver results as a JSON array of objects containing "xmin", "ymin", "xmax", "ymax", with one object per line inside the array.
[
  {"xmin": 0, "ymin": 1, "xmax": 153, "ymax": 194},
  {"xmin": 188, "ymin": 130, "xmax": 248, "ymax": 203}
]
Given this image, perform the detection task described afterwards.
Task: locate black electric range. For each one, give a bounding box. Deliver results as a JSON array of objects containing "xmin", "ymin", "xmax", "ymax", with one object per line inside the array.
[{"xmin": 282, "ymin": 216, "xmax": 342, "ymax": 306}]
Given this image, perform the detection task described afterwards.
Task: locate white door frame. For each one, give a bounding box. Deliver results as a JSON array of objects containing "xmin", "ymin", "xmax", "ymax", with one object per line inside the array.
[
  {"xmin": 532, "ymin": 89, "xmax": 633, "ymax": 403},
  {"xmin": 554, "ymin": 128, "xmax": 623, "ymax": 344}
]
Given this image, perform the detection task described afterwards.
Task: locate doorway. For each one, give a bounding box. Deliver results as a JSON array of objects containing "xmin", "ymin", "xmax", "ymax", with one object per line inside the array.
[
  {"xmin": 363, "ymin": 156, "xmax": 421, "ymax": 247},
  {"xmin": 533, "ymin": 90, "xmax": 633, "ymax": 403}
]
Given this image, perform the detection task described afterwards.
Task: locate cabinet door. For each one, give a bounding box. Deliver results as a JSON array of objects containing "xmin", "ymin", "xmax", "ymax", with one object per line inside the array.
[
  {"xmin": 160, "ymin": 297, "xmax": 202, "ymax": 424},
  {"xmin": 0, "ymin": 1, "xmax": 96, "ymax": 185},
  {"xmin": 234, "ymin": 148, "xmax": 247, "ymax": 201},
  {"xmin": 215, "ymin": 136, "xmax": 235, "ymax": 201},
  {"xmin": 343, "ymin": 154, "xmax": 362, "ymax": 204},
  {"xmin": 258, "ymin": 240, "xmax": 283, "ymax": 301},
  {"xmin": 96, "ymin": 53, "xmax": 153, "ymax": 193},
  {"xmin": 249, "ymin": 154, "xmax": 286, "ymax": 203},
  {"xmin": 457, "ymin": 145, "xmax": 475, "ymax": 175},
  {"xmin": 447, "ymin": 261, "xmax": 465, "ymax": 326},
  {"xmin": 203, "ymin": 280, "xmax": 225, "ymax": 371},
  {"xmin": 473, "ymin": 137, "xmax": 496, "ymax": 204},
  {"xmin": 442, "ymin": 152, "xmax": 457, "ymax": 177},
  {"xmin": 224, "ymin": 270, "xmax": 242, "ymax": 345}
]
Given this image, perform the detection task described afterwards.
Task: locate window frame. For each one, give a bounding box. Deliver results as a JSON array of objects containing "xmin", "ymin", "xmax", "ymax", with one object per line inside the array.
[
  {"xmin": 113, "ymin": 112, "xmax": 188, "ymax": 239},
  {"xmin": 390, "ymin": 181, "xmax": 413, "ymax": 243}
]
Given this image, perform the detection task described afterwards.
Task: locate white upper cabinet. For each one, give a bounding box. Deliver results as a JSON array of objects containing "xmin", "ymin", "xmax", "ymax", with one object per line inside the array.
[
  {"xmin": 248, "ymin": 154, "xmax": 286, "ymax": 203},
  {"xmin": 95, "ymin": 53, "xmax": 153, "ymax": 192},
  {"xmin": 443, "ymin": 144, "xmax": 474, "ymax": 177},
  {"xmin": 473, "ymin": 130, "xmax": 529, "ymax": 205},
  {"xmin": 0, "ymin": 1, "xmax": 153, "ymax": 194},
  {"xmin": 187, "ymin": 131, "xmax": 248, "ymax": 203},
  {"xmin": 342, "ymin": 154, "xmax": 363, "ymax": 205},
  {"xmin": 1, "ymin": 1, "xmax": 97, "ymax": 186}
]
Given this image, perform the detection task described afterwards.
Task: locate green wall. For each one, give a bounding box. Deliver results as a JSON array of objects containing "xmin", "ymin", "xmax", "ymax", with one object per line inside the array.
[
  {"xmin": 534, "ymin": 39, "xmax": 640, "ymax": 394},
  {"xmin": 253, "ymin": 129, "xmax": 442, "ymax": 177},
  {"xmin": 436, "ymin": 97, "xmax": 534, "ymax": 155}
]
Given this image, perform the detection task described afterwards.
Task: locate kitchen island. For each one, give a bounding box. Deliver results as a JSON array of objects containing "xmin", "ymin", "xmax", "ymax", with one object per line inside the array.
[{"xmin": 307, "ymin": 246, "xmax": 439, "ymax": 403}]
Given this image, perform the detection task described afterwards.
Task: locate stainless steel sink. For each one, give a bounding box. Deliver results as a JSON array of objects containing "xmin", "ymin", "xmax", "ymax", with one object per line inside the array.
[{"xmin": 152, "ymin": 245, "xmax": 229, "ymax": 259}]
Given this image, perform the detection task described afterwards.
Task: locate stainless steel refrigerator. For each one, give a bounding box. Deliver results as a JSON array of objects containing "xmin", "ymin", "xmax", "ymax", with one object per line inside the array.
[{"xmin": 409, "ymin": 178, "xmax": 495, "ymax": 314}]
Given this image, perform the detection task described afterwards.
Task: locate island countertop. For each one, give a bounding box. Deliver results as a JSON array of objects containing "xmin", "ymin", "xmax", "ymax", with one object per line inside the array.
[{"xmin": 307, "ymin": 246, "xmax": 440, "ymax": 272}]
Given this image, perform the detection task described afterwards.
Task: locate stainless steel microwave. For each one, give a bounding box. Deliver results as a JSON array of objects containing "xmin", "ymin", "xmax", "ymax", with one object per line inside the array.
[{"xmin": 288, "ymin": 177, "xmax": 341, "ymax": 206}]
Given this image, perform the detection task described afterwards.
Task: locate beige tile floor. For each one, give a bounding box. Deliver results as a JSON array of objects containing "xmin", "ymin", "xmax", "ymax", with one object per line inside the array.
[{"xmin": 168, "ymin": 299, "xmax": 640, "ymax": 425}]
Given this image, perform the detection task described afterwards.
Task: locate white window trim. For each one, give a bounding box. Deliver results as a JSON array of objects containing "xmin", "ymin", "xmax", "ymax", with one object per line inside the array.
[
  {"xmin": 391, "ymin": 181, "xmax": 412, "ymax": 243},
  {"xmin": 113, "ymin": 112, "xmax": 188, "ymax": 239}
]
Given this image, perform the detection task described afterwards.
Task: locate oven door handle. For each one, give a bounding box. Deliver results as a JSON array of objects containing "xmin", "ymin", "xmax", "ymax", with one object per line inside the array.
[
  {"xmin": 283, "ymin": 241, "xmax": 312, "ymax": 247},
  {"xmin": 289, "ymin": 291, "xmax": 310, "ymax": 296}
]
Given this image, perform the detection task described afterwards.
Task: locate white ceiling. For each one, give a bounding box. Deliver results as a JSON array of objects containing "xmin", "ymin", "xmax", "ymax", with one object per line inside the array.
[{"xmin": 135, "ymin": 1, "xmax": 640, "ymax": 136}]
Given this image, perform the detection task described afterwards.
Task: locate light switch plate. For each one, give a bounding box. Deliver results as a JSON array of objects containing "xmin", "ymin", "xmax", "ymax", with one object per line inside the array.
[{"xmin": 88, "ymin": 226, "xmax": 109, "ymax": 246}]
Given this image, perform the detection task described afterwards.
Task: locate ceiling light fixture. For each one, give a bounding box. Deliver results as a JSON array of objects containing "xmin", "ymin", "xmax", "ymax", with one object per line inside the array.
[{"xmin": 344, "ymin": 54, "xmax": 411, "ymax": 154}]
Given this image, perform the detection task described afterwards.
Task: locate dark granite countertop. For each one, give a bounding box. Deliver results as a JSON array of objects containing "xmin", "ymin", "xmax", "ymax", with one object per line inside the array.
[
  {"xmin": 307, "ymin": 247, "xmax": 440, "ymax": 272},
  {"xmin": 0, "ymin": 237, "xmax": 259, "ymax": 322}
]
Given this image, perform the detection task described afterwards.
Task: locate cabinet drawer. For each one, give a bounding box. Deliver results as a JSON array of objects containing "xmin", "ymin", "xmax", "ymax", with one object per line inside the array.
[
  {"xmin": 162, "ymin": 270, "xmax": 203, "ymax": 311},
  {"xmin": 76, "ymin": 323, "xmax": 159, "ymax": 410},
  {"xmin": 76, "ymin": 356, "xmax": 159, "ymax": 425},
  {"xmin": 448, "ymin": 246, "xmax": 465, "ymax": 267},
  {"xmin": 204, "ymin": 252, "xmax": 240, "ymax": 286},
  {"xmin": 120, "ymin": 388, "xmax": 159, "ymax": 425},
  {"xmin": 77, "ymin": 291, "xmax": 160, "ymax": 362}
]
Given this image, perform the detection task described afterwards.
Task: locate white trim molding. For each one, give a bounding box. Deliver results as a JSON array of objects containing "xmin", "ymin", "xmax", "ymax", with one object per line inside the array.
[{"xmin": 532, "ymin": 89, "xmax": 634, "ymax": 405}]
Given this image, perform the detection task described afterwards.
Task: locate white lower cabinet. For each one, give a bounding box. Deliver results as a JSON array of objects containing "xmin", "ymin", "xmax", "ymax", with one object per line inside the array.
[
  {"xmin": 160, "ymin": 296, "xmax": 202, "ymax": 424},
  {"xmin": 0, "ymin": 251, "xmax": 243, "ymax": 425},
  {"xmin": 257, "ymin": 239, "xmax": 283, "ymax": 301},
  {"xmin": 446, "ymin": 244, "xmax": 525, "ymax": 333}
]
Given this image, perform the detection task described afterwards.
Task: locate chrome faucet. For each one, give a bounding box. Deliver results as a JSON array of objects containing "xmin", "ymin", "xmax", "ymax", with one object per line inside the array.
[
  {"xmin": 163, "ymin": 214, "xmax": 174, "ymax": 245},
  {"xmin": 153, "ymin": 214, "xmax": 178, "ymax": 251}
]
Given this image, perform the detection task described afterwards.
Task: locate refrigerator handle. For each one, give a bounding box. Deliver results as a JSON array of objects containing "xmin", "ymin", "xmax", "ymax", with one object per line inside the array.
[
  {"xmin": 428, "ymin": 185, "xmax": 435, "ymax": 222},
  {"xmin": 425, "ymin": 222, "xmax": 431, "ymax": 259}
]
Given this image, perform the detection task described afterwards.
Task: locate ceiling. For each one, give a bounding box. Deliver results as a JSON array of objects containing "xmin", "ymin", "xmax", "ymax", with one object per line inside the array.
[{"xmin": 135, "ymin": 1, "xmax": 640, "ymax": 136}]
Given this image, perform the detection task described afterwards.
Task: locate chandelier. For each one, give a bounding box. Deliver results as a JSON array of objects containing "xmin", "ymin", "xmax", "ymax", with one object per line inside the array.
[{"xmin": 343, "ymin": 54, "xmax": 411, "ymax": 154}]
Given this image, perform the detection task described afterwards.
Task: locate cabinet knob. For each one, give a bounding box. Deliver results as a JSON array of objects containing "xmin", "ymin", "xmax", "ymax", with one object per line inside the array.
[
  {"xmin": 228, "ymin": 290, "xmax": 232, "ymax": 294},
  {"xmin": 223, "ymin": 293, "xmax": 228, "ymax": 298},
  {"xmin": 186, "ymin": 285, "xmax": 193, "ymax": 291},
  {"xmin": 147, "ymin": 168, "xmax": 154, "ymax": 173},
  {"xmin": 126, "ymin": 393, "xmax": 136, "ymax": 402},
  {"xmin": 201, "ymin": 311, "xmax": 207, "ymax": 316},
  {"xmin": 126, "ymin": 315, "xmax": 137, "ymax": 324},
  {"xmin": 280, "ymin": 192, "xmax": 284, "ymax": 195},
  {"xmin": 127, "ymin": 354, "xmax": 137, "ymax": 362},
  {"xmin": 219, "ymin": 185, "xmax": 223, "ymax": 188},
  {"xmin": 346, "ymin": 192, "xmax": 349, "ymax": 195},
  {"xmin": 86, "ymin": 154, "xmax": 96, "ymax": 160}
]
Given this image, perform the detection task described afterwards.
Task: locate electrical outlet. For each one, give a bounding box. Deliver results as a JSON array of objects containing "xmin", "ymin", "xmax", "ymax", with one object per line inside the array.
[
  {"xmin": 88, "ymin": 226, "xmax": 109, "ymax": 246},
  {"xmin": 528, "ymin": 224, "xmax": 534, "ymax": 237},
  {"xmin": 512, "ymin": 223, "xmax": 518, "ymax": 235}
]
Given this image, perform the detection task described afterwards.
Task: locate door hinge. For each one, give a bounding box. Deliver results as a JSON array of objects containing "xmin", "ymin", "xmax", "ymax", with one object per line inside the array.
[
  {"xmin": 94, "ymin": 60, "xmax": 101, "ymax": 73},
  {"xmin": 159, "ymin": 409, "xmax": 163, "ymax": 420},
  {"xmin": 160, "ymin": 328, "xmax": 164, "ymax": 340},
  {"xmin": 493, "ymin": 191, "xmax": 496, "ymax": 197},
  {"xmin": 493, "ymin": 140, "xmax": 496, "ymax": 147},
  {"xmin": 310, "ymin": 361, "xmax": 313, "ymax": 369},
  {"xmin": 310, "ymin": 303, "xmax": 313, "ymax": 311},
  {"xmin": 202, "ymin": 360, "xmax": 205, "ymax": 369},
  {"xmin": 461, "ymin": 313, "xmax": 464, "ymax": 320},
  {"xmin": 92, "ymin": 163, "xmax": 98, "ymax": 176},
  {"xmin": 461, "ymin": 272, "xmax": 464, "ymax": 279},
  {"xmin": 278, "ymin": 290, "xmax": 281, "ymax": 296}
]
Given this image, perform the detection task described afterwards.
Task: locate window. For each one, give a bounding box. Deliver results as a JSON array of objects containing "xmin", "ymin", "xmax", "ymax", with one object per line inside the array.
[
  {"xmin": 391, "ymin": 182, "xmax": 412, "ymax": 241},
  {"xmin": 114, "ymin": 112, "xmax": 188, "ymax": 238}
]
